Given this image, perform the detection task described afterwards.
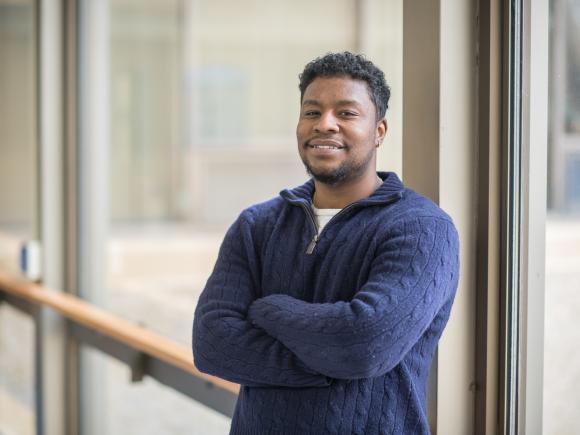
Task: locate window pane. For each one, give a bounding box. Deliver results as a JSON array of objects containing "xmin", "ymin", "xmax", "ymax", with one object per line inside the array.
[
  {"xmin": 545, "ymin": 0, "xmax": 580, "ymax": 433},
  {"xmin": 105, "ymin": 0, "xmax": 403, "ymax": 347},
  {"xmin": 0, "ymin": 1, "xmax": 37, "ymax": 433},
  {"xmin": 565, "ymin": 0, "xmax": 580, "ymax": 133},
  {"xmin": 0, "ymin": 0, "xmax": 37, "ymax": 272},
  {"xmin": 81, "ymin": 347, "xmax": 230, "ymax": 435},
  {"xmin": 79, "ymin": 0, "xmax": 403, "ymax": 432},
  {"xmin": 0, "ymin": 306, "xmax": 36, "ymax": 435}
]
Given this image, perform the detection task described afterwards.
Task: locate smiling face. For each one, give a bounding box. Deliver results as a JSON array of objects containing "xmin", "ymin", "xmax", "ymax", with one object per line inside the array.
[{"xmin": 296, "ymin": 76, "xmax": 387, "ymax": 186}]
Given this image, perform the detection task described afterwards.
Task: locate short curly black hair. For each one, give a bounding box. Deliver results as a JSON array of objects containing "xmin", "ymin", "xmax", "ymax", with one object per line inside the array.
[{"xmin": 298, "ymin": 52, "xmax": 391, "ymax": 121}]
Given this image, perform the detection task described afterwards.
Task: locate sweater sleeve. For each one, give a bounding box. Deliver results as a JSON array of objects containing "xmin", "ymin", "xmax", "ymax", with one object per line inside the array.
[
  {"xmin": 192, "ymin": 210, "xmax": 331, "ymax": 388},
  {"xmin": 247, "ymin": 217, "xmax": 460, "ymax": 380}
]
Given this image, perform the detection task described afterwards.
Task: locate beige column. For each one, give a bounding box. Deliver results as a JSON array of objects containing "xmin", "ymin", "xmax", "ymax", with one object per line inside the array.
[{"xmin": 403, "ymin": 1, "xmax": 478, "ymax": 433}]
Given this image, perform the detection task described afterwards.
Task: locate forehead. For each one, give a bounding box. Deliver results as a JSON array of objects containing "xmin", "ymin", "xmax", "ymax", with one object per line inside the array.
[{"xmin": 302, "ymin": 76, "xmax": 372, "ymax": 106}]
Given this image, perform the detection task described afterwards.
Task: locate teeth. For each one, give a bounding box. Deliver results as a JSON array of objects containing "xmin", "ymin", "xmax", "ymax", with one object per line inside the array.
[{"xmin": 311, "ymin": 145, "xmax": 340, "ymax": 149}]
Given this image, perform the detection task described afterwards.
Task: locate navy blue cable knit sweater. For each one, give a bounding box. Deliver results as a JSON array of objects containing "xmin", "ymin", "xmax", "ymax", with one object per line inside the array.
[{"xmin": 192, "ymin": 172, "xmax": 460, "ymax": 434}]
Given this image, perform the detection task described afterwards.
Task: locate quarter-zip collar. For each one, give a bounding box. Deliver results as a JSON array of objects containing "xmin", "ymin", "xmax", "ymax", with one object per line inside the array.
[
  {"xmin": 281, "ymin": 172, "xmax": 405, "ymax": 255},
  {"xmin": 279, "ymin": 171, "xmax": 405, "ymax": 207}
]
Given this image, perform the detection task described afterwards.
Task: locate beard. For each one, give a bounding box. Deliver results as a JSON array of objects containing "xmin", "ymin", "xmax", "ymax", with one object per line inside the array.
[{"xmin": 301, "ymin": 146, "xmax": 376, "ymax": 187}]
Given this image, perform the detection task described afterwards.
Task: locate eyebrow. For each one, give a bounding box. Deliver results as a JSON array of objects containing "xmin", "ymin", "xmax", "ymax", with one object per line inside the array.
[
  {"xmin": 301, "ymin": 99, "xmax": 321, "ymax": 107},
  {"xmin": 301, "ymin": 99, "xmax": 362, "ymax": 107},
  {"xmin": 335, "ymin": 99, "xmax": 362, "ymax": 107}
]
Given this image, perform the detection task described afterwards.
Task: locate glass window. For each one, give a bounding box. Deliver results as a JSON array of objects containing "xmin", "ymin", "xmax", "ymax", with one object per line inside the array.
[
  {"xmin": 564, "ymin": 154, "xmax": 580, "ymax": 208},
  {"xmin": 0, "ymin": 1, "xmax": 38, "ymax": 433},
  {"xmin": 565, "ymin": 0, "xmax": 580, "ymax": 134},
  {"xmin": 544, "ymin": 218, "xmax": 580, "ymax": 434},
  {"xmin": 81, "ymin": 347, "xmax": 230, "ymax": 435},
  {"xmin": 0, "ymin": 306, "xmax": 36, "ymax": 435},
  {"xmin": 0, "ymin": 0, "xmax": 37, "ymax": 270},
  {"xmin": 103, "ymin": 0, "xmax": 403, "ymax": 344},
  {"xmin": 78, "ymin": 0, "xmax": 403, "ymax": 432},
  {"xmin": 550, "ymin": 0, "xmax": 580, "ymax": 211},
  {"xmin": 545, "ymin": 0, "xmax": 580, "ymax": 433}
]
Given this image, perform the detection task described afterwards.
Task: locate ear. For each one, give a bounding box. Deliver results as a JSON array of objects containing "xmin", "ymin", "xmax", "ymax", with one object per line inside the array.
[{"xmin": 376, "ymin": 118, "xmax": 388, "ymax": 144}]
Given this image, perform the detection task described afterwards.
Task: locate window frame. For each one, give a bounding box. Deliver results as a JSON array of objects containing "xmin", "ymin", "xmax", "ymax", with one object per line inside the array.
[{"xmin": 496, "ymin": 0, "xmax": 549, "ymax": 434}]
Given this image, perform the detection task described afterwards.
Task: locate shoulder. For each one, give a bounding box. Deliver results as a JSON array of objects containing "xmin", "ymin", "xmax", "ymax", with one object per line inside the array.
[
  {"xmin": 373, "ymin": 188, "xmax": 458, "ymax": 243},
  {"xmin": 380, "ymin": 188, "xmax": 456, "ymax": 230},
  {"xmin": 227, "ymin": 196, "xmax": 289, "ymax": 252},
  {"xmin": 238, "ymin": 196, "xmax": 286, "ymax": 226},
  {"xmin": 399, "ymin": 188, "xmax": 454, "ymax": 222}
]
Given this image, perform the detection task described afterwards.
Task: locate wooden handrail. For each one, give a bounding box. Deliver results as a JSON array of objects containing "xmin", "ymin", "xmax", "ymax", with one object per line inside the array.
[{"xmin": 0, "ymin": 269, "xmax": 239, "ymax": 395}]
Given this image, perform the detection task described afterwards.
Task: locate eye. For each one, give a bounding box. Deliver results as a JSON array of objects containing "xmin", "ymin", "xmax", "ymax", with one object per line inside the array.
[
  {"xmin": 303, "ymin": 110, "xmax": 320, "ymax": 118},
  {"xmin": 339, "ymin": 111, "xmax": 358, "ymax": 117}
]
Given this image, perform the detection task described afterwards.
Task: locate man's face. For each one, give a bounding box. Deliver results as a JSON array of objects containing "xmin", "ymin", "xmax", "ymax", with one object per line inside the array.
[{"xmin": 296, "ymin": 76, "xmax": 386, "ymax": 186}]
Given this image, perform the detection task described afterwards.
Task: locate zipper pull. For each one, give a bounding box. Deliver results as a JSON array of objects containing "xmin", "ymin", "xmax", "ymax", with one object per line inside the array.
[{"xmin": 306, "ymin": 234, "xmax": 318, "ymax": 255}]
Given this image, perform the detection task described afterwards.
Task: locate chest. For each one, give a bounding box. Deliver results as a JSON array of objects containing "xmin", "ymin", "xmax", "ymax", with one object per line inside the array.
[{"xmin": 259, "ymin": 206, "xmax": 385, "ymax": 303}]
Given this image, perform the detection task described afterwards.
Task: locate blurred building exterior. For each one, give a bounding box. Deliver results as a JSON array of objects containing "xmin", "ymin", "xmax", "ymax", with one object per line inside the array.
[{"xmin": 549, "ymin": 0, "xmax": 580, "ymax": 211}]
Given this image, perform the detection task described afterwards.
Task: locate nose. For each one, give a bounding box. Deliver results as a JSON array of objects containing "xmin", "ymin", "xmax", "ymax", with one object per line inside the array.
[{"xmin": 314, "ymin": 112, "xmax": 339, "ymax": 133}]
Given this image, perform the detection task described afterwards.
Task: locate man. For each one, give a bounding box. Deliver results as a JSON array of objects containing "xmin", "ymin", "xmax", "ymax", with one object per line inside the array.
[{"xmin": 192, "ymin": 52, "xmax": 459, "ymax": 435}]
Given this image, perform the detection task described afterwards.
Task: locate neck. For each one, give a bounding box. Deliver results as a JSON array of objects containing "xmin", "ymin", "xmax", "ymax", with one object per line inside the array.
[{"xmin": 312, "ymin": 170, "xmax": 383, "ymax": 209}]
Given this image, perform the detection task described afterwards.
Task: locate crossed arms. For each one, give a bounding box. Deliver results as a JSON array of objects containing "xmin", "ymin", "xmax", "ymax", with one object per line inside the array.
[{"xmin": 192, "ymin": 210, "xmax": 459, "ymax": 387}]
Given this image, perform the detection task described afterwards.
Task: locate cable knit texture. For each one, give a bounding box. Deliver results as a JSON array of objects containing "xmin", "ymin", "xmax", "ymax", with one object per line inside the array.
[{"xmin": 192, "ymin": 172, "xmax": 460, "ymax": 435}]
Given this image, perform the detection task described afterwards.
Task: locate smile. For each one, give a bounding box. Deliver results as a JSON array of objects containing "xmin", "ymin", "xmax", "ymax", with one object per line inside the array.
[
  {"xmin": 306, "ymin": 140, "xmax": 345, "ymax": 150},
  {"xmin": 308, "ymin": 144, "xmax": 343, "ymax": 150}
]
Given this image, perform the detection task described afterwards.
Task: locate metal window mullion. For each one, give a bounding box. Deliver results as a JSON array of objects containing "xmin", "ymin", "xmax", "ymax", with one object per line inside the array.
[
  {"xmin": 519, "ymin": 0, "xmax": 548, "ymax": 432},
  {"xmin": 500, "ymin": 0, "xmax": 523, "ymax": 433},
  {"xmin": 36, "ymin": 0, "xmax": 68, "ymax": 434},
  {"xmin": 63, "ymin": 0, "xmax": 82, "ymax": 434},
  {"xmin": 76, "ymin": 1, "xmax": 111, "ymax": 434},
  {"xmin": 474, "ymin": 0, "xmax": 503, "ymax": 433}
]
